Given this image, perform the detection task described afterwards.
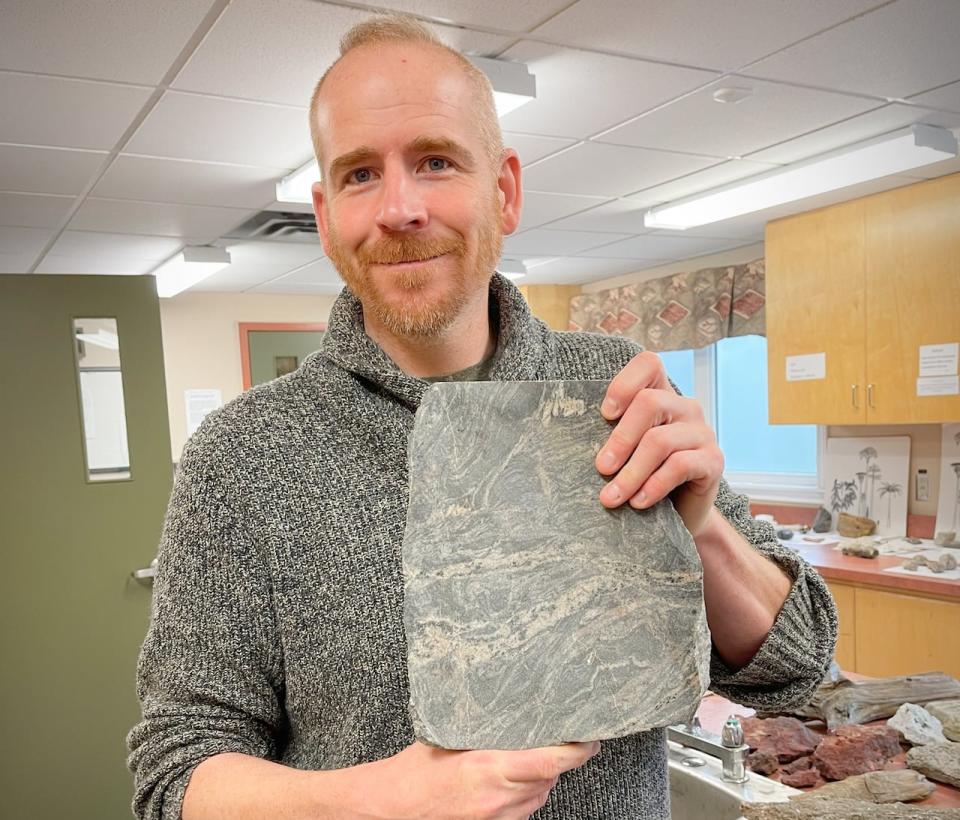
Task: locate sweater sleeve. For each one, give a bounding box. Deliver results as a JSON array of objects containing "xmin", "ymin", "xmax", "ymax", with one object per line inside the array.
[
  {"xmin": 706, "ymin": 479, "xmax": 838, "ymax": 711},
  {"xmin": 126, "ymin": 434, "xmax": 286, "ymax": 820}
]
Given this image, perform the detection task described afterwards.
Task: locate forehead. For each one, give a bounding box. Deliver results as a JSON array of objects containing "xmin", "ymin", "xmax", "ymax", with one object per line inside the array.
[{"xmin": 315, "ymin": 43, "xmax": 481, "ymax": 160}]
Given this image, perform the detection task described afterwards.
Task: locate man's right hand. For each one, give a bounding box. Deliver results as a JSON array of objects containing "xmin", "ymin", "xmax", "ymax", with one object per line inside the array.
[{"xmin": 346, "ymin": 739, "xmax": 601, "ymax": 819}]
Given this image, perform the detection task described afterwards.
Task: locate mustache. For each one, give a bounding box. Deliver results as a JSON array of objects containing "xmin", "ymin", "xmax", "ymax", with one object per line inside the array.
[{"xmin": 357, "ymin": 235, "xmax": 467, "ymax": 265}]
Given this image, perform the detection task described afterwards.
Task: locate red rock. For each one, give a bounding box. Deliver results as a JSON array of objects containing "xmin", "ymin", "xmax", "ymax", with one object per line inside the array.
[
  {"xmin": 741, "ymin": 716, "xmax": 820, "ymax": 762},
  {"xmin": 813, "ymin": 725, "xmax": 903, "ymax": 781},
  {"xmin": 747, "ymin": 749, "xmax": 779, "ymax": 775},
  {"xmin": 781, "ymin": 755, "xmax": 813, "ymax": 775},
  {"xmin": 781, "ymin": 768, "xmax": 822, "ymax": 788}
]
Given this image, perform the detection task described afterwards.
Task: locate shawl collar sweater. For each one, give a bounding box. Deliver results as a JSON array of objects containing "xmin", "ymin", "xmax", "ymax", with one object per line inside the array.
[{"xmin": 128, "ymin": 275, "xmax": 837, "ymax": 819}]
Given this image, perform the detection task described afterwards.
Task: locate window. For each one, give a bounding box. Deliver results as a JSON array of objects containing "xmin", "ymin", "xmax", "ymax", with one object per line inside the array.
[{"xmin": 659, "ymin": 335, "xmax": 822, "ymax": 504}]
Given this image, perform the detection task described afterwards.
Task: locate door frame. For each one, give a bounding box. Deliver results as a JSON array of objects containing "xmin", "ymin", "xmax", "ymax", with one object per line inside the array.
[{"xmin": 238, "ymin": 321, "xmax": 327, "ymax": 390}]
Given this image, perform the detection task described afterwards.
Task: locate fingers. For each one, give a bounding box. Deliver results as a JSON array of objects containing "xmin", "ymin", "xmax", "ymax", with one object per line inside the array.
[
  {"xmin": 601, "ymin": 351, "xmax": 673, "ymax": 420},
  {"xmin": 503, "ymin": 741, "xmax": 600, "ymax": 783}
]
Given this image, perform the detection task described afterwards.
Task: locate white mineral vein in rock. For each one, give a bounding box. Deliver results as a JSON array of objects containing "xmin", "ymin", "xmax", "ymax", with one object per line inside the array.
[{"xmin": 403, "ymin": 381, "xmax": 711, "ymax": 750}]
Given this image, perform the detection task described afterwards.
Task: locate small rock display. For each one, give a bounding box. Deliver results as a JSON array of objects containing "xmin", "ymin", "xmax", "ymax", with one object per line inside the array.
[
  {"xmin": 796, "ymin": 769, "xmax": 935, "ymax": 803},
  {"xmin": 741, "ymin": 716, "xmax": 820, "ymax": 764},
  {"xmin": 906, "ymin": 741, "xmax": 960, "ymax": 788},
  {"xmin": 927, "ymin": 700, "xmax": 960, "ymax": 742},
  {"xmin": 812, "ymin": 725, "xmax": 902, "ymax": 781},
  {"xmin": 903, "ymin": 554, "xmax": 958, "ymax": 573},
  {"xmin": 888, "ymin": 703, "xmax": 948, "ymax": 745}
]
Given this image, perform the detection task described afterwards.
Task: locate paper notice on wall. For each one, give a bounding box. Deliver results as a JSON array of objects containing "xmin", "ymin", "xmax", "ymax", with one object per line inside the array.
[
  {"xmin": 919, "ymin": 342, "xmax": 958, "ymax": 377},
  {"xmin": 786, "ymin": 352, "xmax": 826, "ymax": 381},
  {"xmin": 185, "ymin": 389, "xmax": 223, "ymax": 437},
  {"xmin": 916, "ymin": 375, "xmax": 960, "ymax": 397}
]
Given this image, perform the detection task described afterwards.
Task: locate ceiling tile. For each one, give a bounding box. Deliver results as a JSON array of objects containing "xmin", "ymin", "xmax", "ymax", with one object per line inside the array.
[
  {"xmin": 0, "ymin": 73, "xmax": 151, "ymax": 151},
  {"xmin": 623, "ymin": 159, "xmax": 781, "ymax": 205},
  {"xmin": 545, "ymin": 198, "xmax": 654, "ymax": 234},
  {"xmin": 339, "ymin": 0, "xmax": 571, "ymax": 32},
  {"xmin": 744, "ymin": 0, "xmax": 960, "ymax": 99},
  {"xmin": 503, "ymin": 227, "xmax": 632, "ymax": 256},
  {"xmin": 34, "ymin": 257, "xmax": 160, "ymax": 275},
  {"xmin": 48, "ymin": 231, "xmax": 184, "ymax": 261},
  {"xmin": 126, "ymin": 92, "xmax": 313, "ymax": 168},
  {"xmin": 909, "ymin": 79, "xmax": 960, "ymax": 114},
  {"xmin": 504, "ymin": 132, "xmax": 578, "ymax": 166},
  {"xmin": 0, "ymin": 192, "xmax": 75, "ymax": 229},
  {"xmin": 497, "ymin": 41, "xmax": 718, "ymax": 139},
  {"xmin": 91, "ymin": 155, "xmax": 279, "ymax": 209},
  {"xmin": 0, "ymin": 225, "xmax": 53, "ymax": 255},
  {"xmin": 270, "ymin": 256, "xmax": 340, "ymax": 285},
  {"xmin": 516, "ymin": 191, "xmax": 611, "ymax": 231},
  {"xmin": 583, "ymin": 233, "xmax": 751, "ymax": 260},
  {"xmin": 530, "ymin": 0, "xmax": 882, "ymax": 71},
  {"xmin": 747, "ymin": 103, "xmax": 960, "ymax": 164},
  {"xmin": 597, "ymin": 78, "xmax": 877, "ymax": 159},
  {"xmin": 0, "ymin": 144, "xmax": 106, "ymax": 195},
  {"xmin": 0, "ymin": 0, "xmax": 220, "ymax": 84},
  {"xmin": 172, "ymin": 0, "xmax": 508, "ymax": 107},
  {"xmin": 523, "ymin": 256, "xmax": 652, "ymax": 286},
  {"xmin": 0, "ymin": 252, "xmax": 37, "ymax": 273},
  {"xmin": 521, "ymin": 142, "xmax": 716, "ymax": 198},
  {"xmin": 69, "ymin": 198, "xmax": 254, "ymax": 241}
]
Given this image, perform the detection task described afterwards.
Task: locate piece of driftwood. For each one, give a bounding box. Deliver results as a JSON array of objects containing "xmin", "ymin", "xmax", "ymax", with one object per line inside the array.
[
  {"xmin": 791, "ymin": 769, "xmax": 935, "ymax": 804},
  {"xmin": 837, "ymin": 512, "xmax": 877, "ymax": 538},
  {"xmin": 784, "ymin": 673, "xmax": 960, "ymax": 731},
  {"xmin": 741, "ymin": 798, "xmax": 960, "ymax": 819}
]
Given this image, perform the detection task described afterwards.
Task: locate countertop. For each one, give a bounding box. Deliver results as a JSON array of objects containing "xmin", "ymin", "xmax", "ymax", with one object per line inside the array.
[
  {"xmin": 785, "ymin": 539, "xmax": 960, "ymax": 599},
  {"xmin": 695, "ymin": 691, "xmax": 960, "ymax": 808}
]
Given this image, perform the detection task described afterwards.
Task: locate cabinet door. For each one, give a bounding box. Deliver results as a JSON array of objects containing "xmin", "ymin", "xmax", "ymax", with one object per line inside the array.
[
  {"xmin": 766, "ymin": 201, "xmax": 867, "ymax": 424},
  {"xmin": 865, "ymin": 173, "xmax": 960, "ymax": 423},
  {"xmin": 825, "ymin": 581, "xmax": 856, "ymax": 672}
]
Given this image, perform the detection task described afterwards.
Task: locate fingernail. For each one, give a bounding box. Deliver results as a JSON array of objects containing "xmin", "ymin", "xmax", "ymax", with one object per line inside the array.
[
  {"xmin": 599, "ymin": 450, "xmax": 617, "ymax": 471},
  {"xmin": 601, "ymin": 398, "xmax": 619, "ymax": 417},
  {"xmin": 630, "ymin": 491, "xmax": 648, "ymax": 508},
  {"xmin": 603, "ymin": 483, "xmax": 622, "ymax": 504}
]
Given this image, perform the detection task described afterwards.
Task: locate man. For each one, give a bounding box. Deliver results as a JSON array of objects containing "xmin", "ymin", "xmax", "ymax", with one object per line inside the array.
[{"xmin": 128, "ymin": 15, "xmax": 837, "ymax": 820}]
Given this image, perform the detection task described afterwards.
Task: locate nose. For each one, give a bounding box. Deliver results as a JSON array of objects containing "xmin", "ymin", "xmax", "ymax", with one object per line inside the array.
[{"xmin": 375, "ymin": 165, "xmax": 428, "ymax": 233}]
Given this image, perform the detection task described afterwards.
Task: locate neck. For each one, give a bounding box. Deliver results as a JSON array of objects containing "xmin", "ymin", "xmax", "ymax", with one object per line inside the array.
[{"xmin": 362, "ymin": 287, "xmax": 495, "ymax": 378}]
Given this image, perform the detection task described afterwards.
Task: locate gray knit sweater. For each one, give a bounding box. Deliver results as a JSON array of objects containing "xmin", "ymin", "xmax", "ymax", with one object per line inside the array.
[{"xmin": 128, "ymin": 274, "xmax": 837, "ymax": 820}]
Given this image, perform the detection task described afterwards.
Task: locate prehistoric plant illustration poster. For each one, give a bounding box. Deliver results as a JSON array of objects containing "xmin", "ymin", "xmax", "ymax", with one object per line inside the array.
[
  {"xmin": 934, "ymin": 423, "xmax": 960, "ymax": 537},
  {"xmin": 823, "ymin": 436, "xmax": 910, "ymax": 536}
]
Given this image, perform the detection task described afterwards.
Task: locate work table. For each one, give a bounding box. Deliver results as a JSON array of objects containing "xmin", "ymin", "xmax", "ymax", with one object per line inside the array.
[{"xmin": 695, "ymin": 690, "xmax": 960, "ymax": 808}]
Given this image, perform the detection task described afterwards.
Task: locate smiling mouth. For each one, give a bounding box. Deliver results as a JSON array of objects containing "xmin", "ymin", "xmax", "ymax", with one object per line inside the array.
[{"xmin": 376, "ymin": 254, "xmax": 445, "ymax": 266}]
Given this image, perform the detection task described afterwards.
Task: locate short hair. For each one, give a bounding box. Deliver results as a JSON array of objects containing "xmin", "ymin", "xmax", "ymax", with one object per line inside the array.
[{"xmin": 308, "ymin": 14, "xmax": 504, "ymax": 177}]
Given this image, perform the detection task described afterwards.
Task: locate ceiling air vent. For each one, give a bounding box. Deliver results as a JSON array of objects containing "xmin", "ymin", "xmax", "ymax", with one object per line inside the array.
[{"xmin": 226, "ymin": 211, "xmax": 319, "ymax": 242}]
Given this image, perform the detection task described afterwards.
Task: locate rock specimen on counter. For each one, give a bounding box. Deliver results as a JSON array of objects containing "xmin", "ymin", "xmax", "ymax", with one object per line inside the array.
[
  {"xmin": 403, "ymin": 381, "xmax": 710, "ymax": 750},
  {"xmin": 889, "ymin": 703, "xmax": 948, "ymax": 745},
  {"xmin": 903, "ymin": 554, "xmax": 958, "ymax": 573},
  {"xmin": 787, "ymin": 672, "xmax": 960, "ymax": 731},
  {"xmin": 928, "ymin": 700, "xmax": 960, "ymax": 741},
  {"xmin": 741, "ymin": 798, "xmax": 960, "ymax": 819},
  {"xmin": 934, "ymin": 531, "xmax": 959, "ymax": 547},
  {"xmin": 907, "ymin": 742, "xmax": 960, "ymax": 788},
  {"xmin": 812, "ymin": 724, "xmax": 902, "ymax": 780},
  {"xmin": 837, "ymin": 512, "xmax": 876, "ymax": 538},
  {"xmin": 742, "ymin": 716, "xmax": 820, "ymax": 763},
  {"xmin": 812, "ymin": 506, "xmax": 833, "ymax": 533},
  {"xmin": 793, "ymin": 769, "xmax": 935, "ymax": 803},
  {"xmin": 747, "ymin": 749, "xmax": 780, "ymax": 775},
  {"xmin": 841, "ymin": 540, "xmax": 879, "ymax": 558},
  {"xmin": 780, "ymin": 768, "xmax": 822, "ymax": 789}
]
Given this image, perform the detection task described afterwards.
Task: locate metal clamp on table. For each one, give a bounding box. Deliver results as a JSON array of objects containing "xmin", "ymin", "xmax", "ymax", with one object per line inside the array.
[{"xmin": 667, "ymin": 715, "xmax": 750, "ymax": 783}]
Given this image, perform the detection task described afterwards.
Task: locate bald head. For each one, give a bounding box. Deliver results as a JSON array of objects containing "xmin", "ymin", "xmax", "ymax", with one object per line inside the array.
[{"xmin": 309, "ymin": 15, "xmax": 503, "ymax": 181}]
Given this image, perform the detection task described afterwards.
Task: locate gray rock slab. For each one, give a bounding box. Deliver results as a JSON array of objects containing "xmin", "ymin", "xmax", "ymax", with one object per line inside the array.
[
  {"xmin": 928, "ymin": 701, "xmax": 960, "ymax": 742},
  {"xmin": 889, "ymin": 703, "xmax": 948, "ymax": 745},
  {"xmin": 794, "ymin": 769, "xmax": 935, "ymax": 803},
  {"xmin": 742, "ymin": 798, "xmax": 960, "ymax": 819},
  {"xmin": 403, "ymin": 381, "xmax": 710, "ymax": 750}
]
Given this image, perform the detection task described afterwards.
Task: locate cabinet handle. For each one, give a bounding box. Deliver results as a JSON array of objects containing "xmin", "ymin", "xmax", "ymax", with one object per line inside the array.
[
  {"xmin": 851, "ymin": 384, "xmax": 859, "ymax": 409},
  {"xmin": 868, "ymin": 383, "xmax": 875, "ymax": 409}
]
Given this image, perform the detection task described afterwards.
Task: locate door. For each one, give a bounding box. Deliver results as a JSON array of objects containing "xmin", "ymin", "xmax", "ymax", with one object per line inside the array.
[
  {"xmin": 0, "ymin": 275, "xmax": 173, "ymax": 819},
  {"xmin": 238, "ymin": 322, "xmax": 326, "ymax": 389}
]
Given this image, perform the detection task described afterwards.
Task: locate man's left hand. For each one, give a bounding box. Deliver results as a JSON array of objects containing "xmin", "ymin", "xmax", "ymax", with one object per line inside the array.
[{"xmin": 595, "ymin": 350, "xmax": 724, "ymax": 538}]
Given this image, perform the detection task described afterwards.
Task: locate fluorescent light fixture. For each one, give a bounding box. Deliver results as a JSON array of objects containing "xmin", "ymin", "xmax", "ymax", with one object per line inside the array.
[
  {"xmin": 276, "ymin": 58, "xmax": 536, "ymax": 204},
  {"xmin": 152, "ymin": 246, "xmax": 231, "ymax": 298},
  {"xmin": 76, "ymin": 329, "xmax": 119, "ymax": 350},
  {"xmin": 276, "ymin": 159, "xmax": 320, "ymax": 205},
  {"xmin": 498, "ymin": 259, "xmax": 528, "ymax": 280},
  {"xmin": 645, "ymin": 125, "xmax": 959, "ymax": 230},
  {"xmin": 469, "ymin": 56, "xmax": 537, "ymax": 117}
]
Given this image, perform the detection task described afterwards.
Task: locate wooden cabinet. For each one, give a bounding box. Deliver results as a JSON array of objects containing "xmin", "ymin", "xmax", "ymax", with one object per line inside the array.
[
  {"xmin": 825, "ymin": 579, "xmax": 960, "ymax": 678},
  {"xmin": 766, "ymin": 173, "xmax": 960, "ymax": 424}
]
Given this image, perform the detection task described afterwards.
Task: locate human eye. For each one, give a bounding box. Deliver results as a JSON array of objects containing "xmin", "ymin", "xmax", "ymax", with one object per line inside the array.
[
  {"xmin": 422, "ymin": 157, "xmax": 452, "ymax": 173},
  {"xmin": 346, "ymin": 168, "xmax": 374, "ymax": 185}
]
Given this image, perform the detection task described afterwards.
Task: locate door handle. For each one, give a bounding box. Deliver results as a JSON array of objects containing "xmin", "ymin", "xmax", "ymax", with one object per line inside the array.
[
  {"xmin": 132, "ymin": 558, "xmax": 157, "ymax": 584},
  {"xmin": 851, "ymin": 384, "xmax": 859, "ymax": 409},
  {"xmin": 867, "ymin": 383, "xmax": 876, "ymax": 409}
]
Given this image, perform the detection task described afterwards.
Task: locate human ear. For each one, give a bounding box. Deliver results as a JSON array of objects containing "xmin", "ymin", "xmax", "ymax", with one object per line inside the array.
[{"xmin": 497, "ymin": 149, "xmax": 523, "ymax": 236}]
